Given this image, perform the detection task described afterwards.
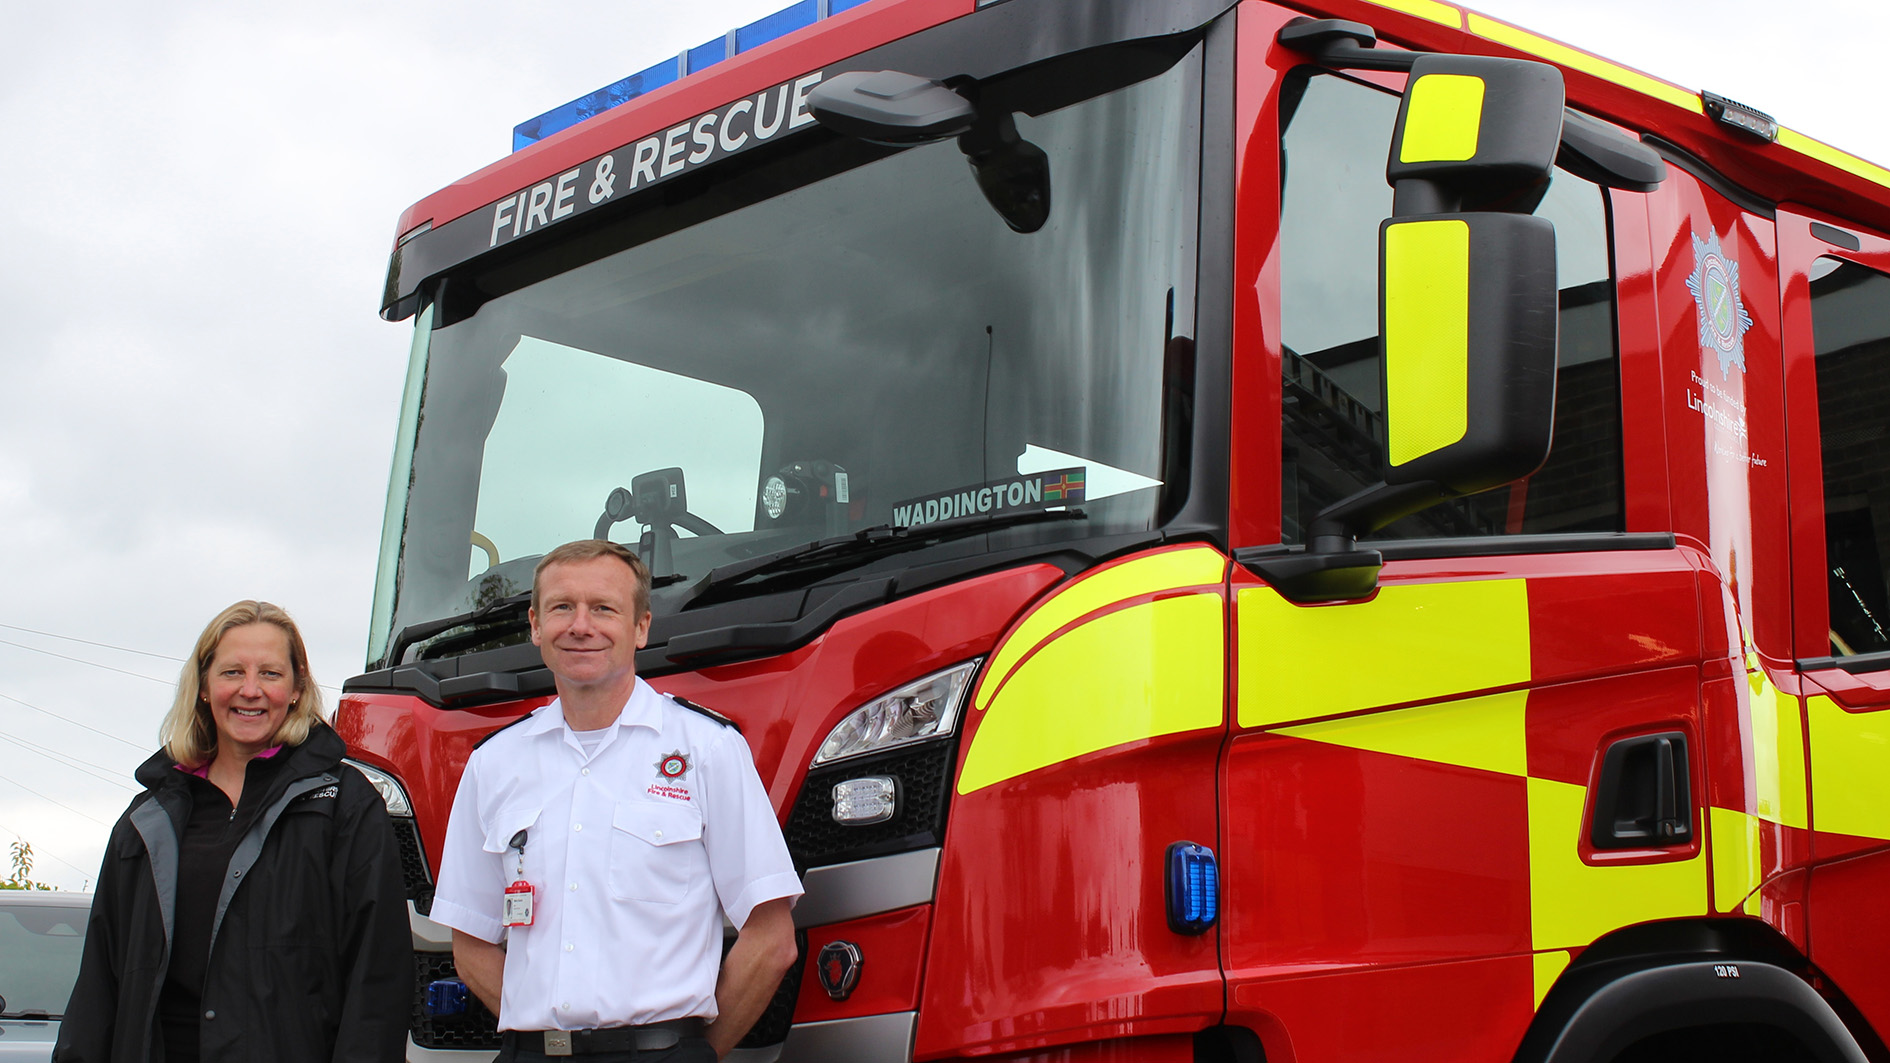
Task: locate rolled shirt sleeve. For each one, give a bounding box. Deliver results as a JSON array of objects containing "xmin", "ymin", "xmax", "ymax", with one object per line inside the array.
[
  {"xmin": 429, "ymin": 751, "xmax": 508, "ymax": 944},
  {"xmin": 701, "ymin": 727, "xmax": 802, "ymax": 929}
]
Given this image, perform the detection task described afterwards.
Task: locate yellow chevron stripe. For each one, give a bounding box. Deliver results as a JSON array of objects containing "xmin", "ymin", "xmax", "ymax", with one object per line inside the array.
[
  {"xmin": 1777, "ymin": 128, "xmax": 1890, "ymax": 194},
  {"xmin": 1366, "ymin": 0, "xmax": 1461, "ymax": 28},
  {"xmin": 1534, "ymin": 950, "xmax": 1570, "ymax": 1009},
  {"xmin": 974, "ymin": 546, "xmax": 1225, "ymax": 713},
  {"xmin": 1748, "ymin": 670, "xmax": 1808, "ymax": 830},
  {"xmin": 1465, "ymin": 14, "xmax": 1701, "ymax": 114},
  {"xmin": 1274, "ymin": 689, "xmax": 1528, "ymax": 776},
  {"xmin": 1807, "ymin": 695, "xmax": 1890, "ymax": 841},
  {"xmin": 957, "ymin": 591, "xmax": 1224, "ymax": 794},
  {"xmin": 1528, "ymin": 776, "xmax": 1706, "ymax": 950},
  {"xmin": 1709, "ymin": 805, "xmax": 1762, "ymax": 913},
  {"xmin": 1237, "ymin": 578, "xmax": 1529, "ymax": 728}
]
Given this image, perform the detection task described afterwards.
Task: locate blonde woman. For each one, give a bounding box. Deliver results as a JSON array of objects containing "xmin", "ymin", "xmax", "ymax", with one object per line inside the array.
[{"xmin": 57, "ymin": 602, "xmax": 410, "ymax": 1063}]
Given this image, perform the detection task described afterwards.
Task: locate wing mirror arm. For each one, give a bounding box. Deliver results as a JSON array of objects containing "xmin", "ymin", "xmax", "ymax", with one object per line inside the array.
[
  {"xmin": 1280, "ymin": 18, "xmax": 1668, "ymax": 193},
  {"xmin": 1244, "ymin": 481, "xmax": 1451, "ymax": 603}
]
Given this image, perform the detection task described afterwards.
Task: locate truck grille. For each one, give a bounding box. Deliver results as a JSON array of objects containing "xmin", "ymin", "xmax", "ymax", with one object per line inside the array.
[
  {"xmin": 785, "ymin": 739, "xmax": 956, "ymax": 868},
  {"xmin": 408, "ymin": 933, "xmax": 804, "ymax": 1049},
  {"xmin": 392, "ymin": 816, "xmax": 434, "ymax": 916},
  {"xmin": 410, "ymin": 952, "xmax": 500, "ymax": 1050},
  {"xmin": 724, "ymin": 929, "xmax": 807, "ymax": 1048}
]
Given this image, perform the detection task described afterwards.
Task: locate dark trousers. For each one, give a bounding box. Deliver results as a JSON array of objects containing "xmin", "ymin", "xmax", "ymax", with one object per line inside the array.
[{"xmin": 494, "ymin": 1034, "xmax": 717, "ymax": 1063}]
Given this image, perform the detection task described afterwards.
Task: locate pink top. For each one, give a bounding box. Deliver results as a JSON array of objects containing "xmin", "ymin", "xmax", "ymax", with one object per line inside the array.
[{"xmin": 178, "ymin": 744, "xmax": 283, "ymax": 778}]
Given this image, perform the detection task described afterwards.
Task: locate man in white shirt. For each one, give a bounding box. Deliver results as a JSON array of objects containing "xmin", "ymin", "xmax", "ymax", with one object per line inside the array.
[{"xmin": 432, "ymin": 540, "xmax": 802, "ymax": 1061}]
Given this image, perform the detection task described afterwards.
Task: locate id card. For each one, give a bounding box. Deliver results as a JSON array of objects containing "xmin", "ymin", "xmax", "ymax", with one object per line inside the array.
[{"xmin": 502, "ymin": 880, "xmax": 536, "ymax": 927}]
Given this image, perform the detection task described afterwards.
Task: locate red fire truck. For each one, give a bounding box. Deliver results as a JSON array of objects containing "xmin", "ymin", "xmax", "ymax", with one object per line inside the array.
[{"xmin": 339, "ymin": 0, "xmax": 1890, "ymax": 1059}]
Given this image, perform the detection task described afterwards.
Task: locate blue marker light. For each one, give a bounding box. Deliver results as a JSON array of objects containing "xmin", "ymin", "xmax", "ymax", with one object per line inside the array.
[
  {"xmin": 423, "ymin": 978, "xmax": 470, "ymax": 1017},
  {"xmin": 1165, "ymin": 841, "xmax": 1219, "ymax": 935}
]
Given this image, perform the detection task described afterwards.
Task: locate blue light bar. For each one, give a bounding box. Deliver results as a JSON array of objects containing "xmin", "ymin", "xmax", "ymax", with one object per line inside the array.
[
  {"xmin": 514, "ymin": 0, "xmax": 873, "ymax": 152},
  {"xmin": 737, "ymin": 1, "xmax": 819, "ymax": 53},
  {"xmin": 1165, "ymin": 841, "xmax": 1219, "ymax": 935},
  {"xmin": 686, "ymin": 36, "xmax": 730, "ymax": 77},
  {"xmin": 512, "ymin": 58, "xmax": 679, "ymax": 153}
]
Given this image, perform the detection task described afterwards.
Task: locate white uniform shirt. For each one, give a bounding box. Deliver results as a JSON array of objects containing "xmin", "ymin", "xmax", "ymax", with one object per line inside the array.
[{"xmin": 431, "ymin": 679, "xmax": 802, "ymax": 1032}]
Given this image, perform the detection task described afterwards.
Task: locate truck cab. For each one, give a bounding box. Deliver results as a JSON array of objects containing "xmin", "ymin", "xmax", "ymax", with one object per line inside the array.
[{"xmin": 340, "ymin": 1, "xmax": 1890, "ymax": 1059}]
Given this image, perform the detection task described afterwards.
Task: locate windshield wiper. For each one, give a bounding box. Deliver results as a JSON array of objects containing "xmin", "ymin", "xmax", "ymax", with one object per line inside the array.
[
  {"xmin": 385, "ymin": 592, "xmax": 533, "ymax": 668},
  {"xmin": 685, "ymin": 508, "xmax": 1087, "ymax": 605},
  {"xmin": 386, "ymin": 571, "xmax": 695, "ymax": 667}
]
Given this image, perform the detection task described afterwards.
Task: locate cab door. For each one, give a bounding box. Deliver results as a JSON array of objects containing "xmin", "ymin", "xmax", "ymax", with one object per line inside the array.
[
  {"xmin": 1220, "ymin": 12, "xmax": 1711, "ymax": 1061},
  {"xmin": 1778, "ymin": 205, "xmax": 1890, "ymax": 1033}
]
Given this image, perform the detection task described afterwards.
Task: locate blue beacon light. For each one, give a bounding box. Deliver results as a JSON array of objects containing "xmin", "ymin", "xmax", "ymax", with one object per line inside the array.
[
  {"xmin": 1165, "ymin": 841, "xmax": 1219, "ymax": 935},
  {"xmin": 422, "ymin": 978, "xmax": 470, "ymax": 1017}
]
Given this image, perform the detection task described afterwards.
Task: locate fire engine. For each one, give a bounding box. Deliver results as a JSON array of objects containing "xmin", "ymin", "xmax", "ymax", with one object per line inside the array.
[{"xmin": 337, "ymin": 0, "xmax": 1890, "ymax": 1059}]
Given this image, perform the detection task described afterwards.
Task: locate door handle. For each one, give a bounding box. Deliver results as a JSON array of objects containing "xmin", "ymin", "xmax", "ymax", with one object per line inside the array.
[{"xmin": 1591, "ymin": 731, "xmax": 1693, "ymax": 849}]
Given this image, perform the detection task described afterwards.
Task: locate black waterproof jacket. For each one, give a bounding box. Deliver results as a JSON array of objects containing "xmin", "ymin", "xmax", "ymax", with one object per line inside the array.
[{"xmin": 55, "ymin": 724, "xmax": 411, "ymax": 1063}]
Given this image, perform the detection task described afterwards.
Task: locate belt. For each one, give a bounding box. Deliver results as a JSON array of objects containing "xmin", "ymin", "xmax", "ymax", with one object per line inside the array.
[{"xmin": 508, "ymin": 1018, "xmax": 705, "ymax": 1056}]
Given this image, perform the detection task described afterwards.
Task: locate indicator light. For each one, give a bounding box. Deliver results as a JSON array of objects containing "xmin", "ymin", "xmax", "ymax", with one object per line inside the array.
[
  {"xmin": 1701, "ymin": 91, "xmax": 1778, "ymax": 143},
  {"xmin": 832, "ymin": 776, "xmax": 897, "ymax": 825},
  {"xmin": 1165, "ymin": 842, "xmax": 1218, "ymax": 935},
  {"xmin": 423, "ymin": 978, "xmax": 469, "ymax": 1017}
]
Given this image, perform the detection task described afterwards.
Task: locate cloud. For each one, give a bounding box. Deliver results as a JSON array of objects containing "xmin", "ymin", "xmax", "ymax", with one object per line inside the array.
[{"xmin": 0, "ymin": 0, "xmax": 1881, "ymax": 888}]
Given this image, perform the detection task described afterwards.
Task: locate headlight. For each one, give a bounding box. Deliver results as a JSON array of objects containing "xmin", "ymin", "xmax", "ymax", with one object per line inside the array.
[
  {"xmin": 812, "ymin": 659, "xmax": 980, "ymax": 767},
  {"xmin": 344, "ymin": 758, "xmax": 414, "ymax": 816}
]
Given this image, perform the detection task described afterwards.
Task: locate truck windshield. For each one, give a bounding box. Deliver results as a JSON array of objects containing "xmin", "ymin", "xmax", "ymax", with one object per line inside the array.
[{"xmin": 369, "ymin": 44, "xmax": 1203, "ymax": 664}]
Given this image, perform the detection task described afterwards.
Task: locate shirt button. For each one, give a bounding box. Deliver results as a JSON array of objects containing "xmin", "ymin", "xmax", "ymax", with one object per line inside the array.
[
  {"xmin": 561, "ymin": 1002, "xmax": 571, "ymax": 1011},
  {"xmin": 573, "ymin": 823, "xmax": 582, "ymax": 832},
  {"xmin": 564, "ymin": 942, "xmax": 574, "ymax": 952},
  {"xmin": 569, "ymin": 883, "xmax": 578, "ymax": 891},
  {"xmin": 203, "ymin": 1010, "xmax": 216, "ymax": 1021},
  {"xmin": 581, "ymin": 768, "xmax": 590, "ymax": 776}
]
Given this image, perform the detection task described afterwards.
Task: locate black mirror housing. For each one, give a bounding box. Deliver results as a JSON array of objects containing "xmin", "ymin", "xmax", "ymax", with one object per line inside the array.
[
  {"xmin": 809, "ymin": 70, "xmax": 978, "ymax": 146},
  {"xmin": 1379, "ymin": 211, "xmax": 1558, "ymax": 495},
  {"xmin": 1387, "ymin": 54, "xmax": 1565, "ymax": 214}
]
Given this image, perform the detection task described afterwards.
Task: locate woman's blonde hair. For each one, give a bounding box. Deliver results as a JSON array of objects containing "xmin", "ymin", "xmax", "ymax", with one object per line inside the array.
[{"xmin": 159, "ymin": 601, "xmax": 326, "ymax": 767}]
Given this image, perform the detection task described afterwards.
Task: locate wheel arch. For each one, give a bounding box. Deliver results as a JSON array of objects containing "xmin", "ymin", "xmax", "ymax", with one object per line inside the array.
[{"xmin": 1515, "ymin": 920, "xmax": 1873, "ymax": 1063}]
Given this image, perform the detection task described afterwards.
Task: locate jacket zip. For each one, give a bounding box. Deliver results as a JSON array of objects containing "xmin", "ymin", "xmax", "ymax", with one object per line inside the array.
[
  {"xmin": 205, "ymin": 772, "xmax": 338, "ymax": 958},
  {"xmin": 124, "ymin": 769, "xmax": 338, "ymax": 1052}
]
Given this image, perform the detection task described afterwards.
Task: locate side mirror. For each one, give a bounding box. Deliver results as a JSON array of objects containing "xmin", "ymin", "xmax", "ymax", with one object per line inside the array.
[
  {"xmin": 808, "ymin": 70, "xmax": 978, "ymax": 145},
  {"xmin": 811, "ymin": 70, "xmax": 1051, "ymax": 233},
  {"xmin": 1251, "ymin": 56, "xmax": 1565, "ymax": 603},
  {"xmin": 1380, "ymin": 211, "xmax": 1557, "ymax": 497},
  {"xmin": 1387, "ymin": 54, "xmax": 1566, "ymax": 214}
]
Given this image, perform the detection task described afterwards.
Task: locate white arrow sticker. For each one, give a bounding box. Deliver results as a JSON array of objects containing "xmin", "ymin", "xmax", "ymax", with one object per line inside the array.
[{"xmin": 1016, "ymin": 444, "xmax": 1162, "ymax": 502}]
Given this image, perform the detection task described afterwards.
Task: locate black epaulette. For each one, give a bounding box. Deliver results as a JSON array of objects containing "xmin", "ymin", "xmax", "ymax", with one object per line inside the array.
[
  {"xmin": 472, "ymin": 711, "xmax": 535, "ymax": 750},
  {"xmin": 671, "ymin": 695, "xmax": 741, "ymax": 733}
]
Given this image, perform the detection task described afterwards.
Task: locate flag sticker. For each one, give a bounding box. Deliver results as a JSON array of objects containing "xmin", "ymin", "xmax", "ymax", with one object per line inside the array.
[{"xmin": 1041, "ymin": 472, "xmax": 1085, "ymax": 502}]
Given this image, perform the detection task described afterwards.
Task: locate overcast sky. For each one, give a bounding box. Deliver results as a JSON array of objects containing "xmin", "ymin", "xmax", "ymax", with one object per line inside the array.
[{"xmin": 2, "ymin": 0, "xmax": 1884, "ymax": 889}]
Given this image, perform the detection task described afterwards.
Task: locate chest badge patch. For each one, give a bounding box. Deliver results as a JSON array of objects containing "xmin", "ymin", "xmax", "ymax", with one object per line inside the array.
[
  {"xmin": 648, "ymin": 750, "xmax": 693, "ymax": 801},
  {"xmin": 1685, "ymin": 230, "xmax": 1754, "ymax": 379}
]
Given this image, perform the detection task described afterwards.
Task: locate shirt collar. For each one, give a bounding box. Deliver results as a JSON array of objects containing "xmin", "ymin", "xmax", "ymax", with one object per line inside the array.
[{"xmin": 527, "ymin": 678, "xmax": 663, "ymax": 738}]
